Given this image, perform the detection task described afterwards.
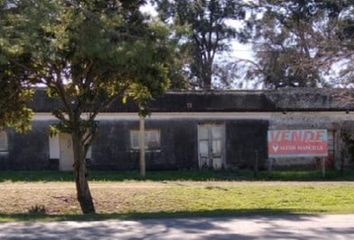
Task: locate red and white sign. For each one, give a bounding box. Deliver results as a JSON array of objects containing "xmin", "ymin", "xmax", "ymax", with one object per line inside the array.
[{"xmin": 268, "ymin": 129, "xmax": 328, "ymax": 158}]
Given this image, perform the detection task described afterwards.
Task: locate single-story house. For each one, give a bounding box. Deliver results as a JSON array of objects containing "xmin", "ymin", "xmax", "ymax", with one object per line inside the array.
[{"xmin": 1, "ymin": 88, "xmax": 354, "ymax": 171}]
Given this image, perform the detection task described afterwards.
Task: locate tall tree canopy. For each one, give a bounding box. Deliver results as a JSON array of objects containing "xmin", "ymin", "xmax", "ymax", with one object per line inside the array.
[
  {"xmin": 243, "ymin": 0, "xmax": 354, "ymax": 88},
  {"xmin": 0, "ymin": 1, "xmax": 33, "ymax": 131},
  {"xmin": 0, "ymin": 52, "xmax": 33, "ymax": 131},
  {"xmin": 156, "ymin": 0, "xmax": 248, "ymax": 89},
  {"xmin": 1, "ymin": 0, "xmax": 174, "ymax": 213}
]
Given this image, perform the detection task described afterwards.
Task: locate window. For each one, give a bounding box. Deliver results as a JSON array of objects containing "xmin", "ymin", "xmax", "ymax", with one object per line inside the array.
[
  {"xmin": 130, "ymin": 129, "xmax": 161, "ymax": 150},
  {"xmin": 0, "ymin": 131, "xmax": 8, "ymax": 152}
]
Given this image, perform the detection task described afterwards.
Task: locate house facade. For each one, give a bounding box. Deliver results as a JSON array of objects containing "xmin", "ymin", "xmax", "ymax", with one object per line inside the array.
[{"xmin": 1, "ymin": 88, "xmax": 354, "ymax": 171}]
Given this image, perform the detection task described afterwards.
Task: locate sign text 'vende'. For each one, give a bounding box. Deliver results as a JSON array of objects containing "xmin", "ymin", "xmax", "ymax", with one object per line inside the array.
[{"xmin": 268, "ymin": 129, "xmax": 328, "ymax": 158}]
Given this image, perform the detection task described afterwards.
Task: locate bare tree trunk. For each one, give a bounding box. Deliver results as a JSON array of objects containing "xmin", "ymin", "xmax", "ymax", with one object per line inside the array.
[
  {"xmin": 203, "ymin": 61, "xmax": 213, "ymax": 90},
  {"xmin": 203, "ymin": 75, "xmax": 212, "ymax": 90},
  {"xmin": 72, "ymin": 131, "xmax": 95, "ymax": 214}
]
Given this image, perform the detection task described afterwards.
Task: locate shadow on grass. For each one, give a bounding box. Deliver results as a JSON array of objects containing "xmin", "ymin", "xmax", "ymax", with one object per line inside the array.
[
  {"xmin": 1, "ymin": 170, "xmax": 354, "ymax": 182},
  {"xmin": 0, "ymin": 208, "xmax": 323, "ymax": 222}
]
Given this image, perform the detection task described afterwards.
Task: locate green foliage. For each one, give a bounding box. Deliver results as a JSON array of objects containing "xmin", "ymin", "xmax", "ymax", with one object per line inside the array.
[
  {"xmin": 246, "ymin": 0, "xmax": 354, "ymax": 88},
  {"xmin": 48, "ymin": 125, "xmax": 60, "ymax": 138},
  {"xmin": 156, "ymin": 0, "xmax": 248, "ymax": 89},
  {"xmin": 0, "ymin": 53, "xmax": 33, "ymax": 132},
  {"xmin": 1, "ymin": 0, "xmax": 175, "ymax": 138},
  {"xmin": 0, "ymin": 85, "xmax": 33, "ymax": 132},
  {"xmin": 0, "ymin": 0, "xmax": 34, "ymax": 131}
]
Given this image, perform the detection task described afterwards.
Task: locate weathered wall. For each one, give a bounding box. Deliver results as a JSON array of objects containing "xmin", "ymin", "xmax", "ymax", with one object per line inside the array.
[
  {"xmin": 5, "ymin": 121, "xmax": 51, "ymax": 170},
  {"xmin": 91, "ymin": 119, "xmax": 198, "ymax": 170},
  {"xmin": 226, "ymin": 120, "xmax": 268, "ymax": 169},
  {"xmin": 90, "ymin": 119, "xmax": 268, "ymax": 170},
  {"xmin": 0, "ymin": 117, "xmax": 270, "ymax": 171},
  {"xmin": 339, "ymin": 121, "xmax": 354, "ymax": 169},
  {"xmin": 8, "ymin": 88, "xmax": 354, "ymax": 171},
  {"xmin": 2, "ymin": 111, "xmax": 354, "ymax": 171},
  {"xmin": 0, "ymin": 152, "xmax": 9, "ymax": 170}
]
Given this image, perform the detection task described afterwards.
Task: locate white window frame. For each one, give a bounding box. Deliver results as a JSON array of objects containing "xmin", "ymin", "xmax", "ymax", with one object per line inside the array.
[{"xmin": 130, "ymin": 129, "xmax": 161, "ymax": 151}]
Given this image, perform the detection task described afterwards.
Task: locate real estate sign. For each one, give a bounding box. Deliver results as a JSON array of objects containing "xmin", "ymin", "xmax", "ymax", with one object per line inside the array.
[{"xmin": 268, "ymin": 129, "xmax": 328, "ymax": 158}]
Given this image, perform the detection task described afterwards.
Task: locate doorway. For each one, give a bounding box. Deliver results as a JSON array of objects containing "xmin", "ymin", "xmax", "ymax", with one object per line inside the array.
[
  {"xmin": 49, "ymin": 133, "xmax": 92, "ymax": 171},
  {"xmin": 59, "ymin": 133, "xmax": 74, "ymax": 171},
  {"xmin": 198, "ymin": 124, "xmax": 225, "ymax": 169}
]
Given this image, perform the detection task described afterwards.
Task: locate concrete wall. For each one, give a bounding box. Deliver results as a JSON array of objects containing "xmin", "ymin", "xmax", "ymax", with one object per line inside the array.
[
  {"xmin": 1, "ymin": 111, "xmax": 354, "ymax": 171},
  {"xmin": 339, "ymin": 121, "xmax": 354, "ymax": 169},
  {"xmin": 91, "ymin": 119, "xmax": 198, "ymax": 170},
  {"xmin": 0, "ymin": 117, "xmax": 270, "ymax": 171},
  {"xmin": 4, "ymin": 121, "xmax": 51, "ymax": 170},
  {"xmin": 225, "ymin": 120, "xmax": 268, "ymax": 169},
  {"xmin": 90, "ymin": 119, "xmax": 269, "ymax": 171}
]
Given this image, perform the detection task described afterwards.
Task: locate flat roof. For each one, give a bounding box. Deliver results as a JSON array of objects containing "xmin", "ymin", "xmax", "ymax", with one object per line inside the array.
[{"xmin": 30, "ymin": 88, "xmax": 354, "ymax": 113}]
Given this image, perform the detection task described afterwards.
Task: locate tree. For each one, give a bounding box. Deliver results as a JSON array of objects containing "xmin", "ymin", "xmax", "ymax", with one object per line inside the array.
[
  {"xmin": 156, "ymin": 0, "xmax": 248, "ymax": 89},
  {"xmin": 2, "ymin": 0, "xmax": 172, "ymax": 214},
  {"xmin": 0, "ymin": 54, "xmax": 33, "ymax": 131},
  {"xmin": 242, "ymin": 0, "xmax": 354, "ymax": 88},
  {"xmin": 0, "ymin": 1, "xmax": 33, "ymax": 131}
]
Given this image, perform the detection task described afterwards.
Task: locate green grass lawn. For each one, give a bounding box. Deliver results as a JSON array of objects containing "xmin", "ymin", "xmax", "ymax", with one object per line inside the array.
[
  {"xmin": 1, "ymin": 180, "xmax": 354, "ymax": 222},
  {"xmin": 1, "ymin": 170, "xmax": 354, "ymax": 222},
  {"xmin": 2, "ymin": 169, "xmax": 354, "ymax": 182}
]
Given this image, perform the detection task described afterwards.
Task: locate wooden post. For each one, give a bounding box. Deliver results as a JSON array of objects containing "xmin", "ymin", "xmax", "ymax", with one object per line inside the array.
[
  {"xmin": 139, "ymin": 116, "xmax": 146, "ymax": 178},
  {"xmin": 322, "ymin": 158, "xmax": 326, "ymax": 178}
]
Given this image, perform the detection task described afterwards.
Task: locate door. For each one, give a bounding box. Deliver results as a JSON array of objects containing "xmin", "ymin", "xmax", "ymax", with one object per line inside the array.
[
  {"xmin": 198, "ymin": 124, "xmax": 225, "ymax": 169},
  {"xmin": 59, "ymin": 133, "xmax": 74, "ymax": 171}
]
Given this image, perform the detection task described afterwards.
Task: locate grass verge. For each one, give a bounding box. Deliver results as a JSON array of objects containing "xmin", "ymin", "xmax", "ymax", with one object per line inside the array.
[
  {"xmin": 0, "ymin": 209, "xmax": 318, "ymax": 222},
  {"xmin": 1, "ymin": 181, "xmax": 354, "ymax": 222},
  {"xmin": 1, "ymin": 169, "xmax": 354, "ymax": 182}
]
